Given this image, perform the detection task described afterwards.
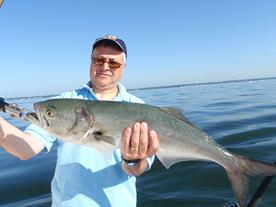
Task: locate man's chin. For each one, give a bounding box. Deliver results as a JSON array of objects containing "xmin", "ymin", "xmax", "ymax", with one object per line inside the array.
[{"xmin": 93, "ymin": 80, "xmax": 116, "ymax": 88}]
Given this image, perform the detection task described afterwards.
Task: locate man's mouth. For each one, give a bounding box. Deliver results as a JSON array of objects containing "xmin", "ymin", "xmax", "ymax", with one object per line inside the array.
[{"xmin": 97, "ymin": 73, "xmax": 111, "ymax": 77}]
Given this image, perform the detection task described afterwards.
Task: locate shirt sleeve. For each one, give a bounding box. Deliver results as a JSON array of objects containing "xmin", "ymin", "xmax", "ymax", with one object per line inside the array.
[
  {"xmin": 145, "ymin": 155, "xmax": 155, "ymax": 171},
  {"xmin": 24, "ymin": 123, "xmax": 57, "ymax": 153}
]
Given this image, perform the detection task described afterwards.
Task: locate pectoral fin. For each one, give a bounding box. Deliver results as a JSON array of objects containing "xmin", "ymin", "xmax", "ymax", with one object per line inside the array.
[{"xmin": 92, "ymin": 131, "xmax": 118, "ymax": 146}]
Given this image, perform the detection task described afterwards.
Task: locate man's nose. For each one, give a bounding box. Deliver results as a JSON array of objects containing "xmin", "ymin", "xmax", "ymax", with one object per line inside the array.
[{"xmin": 102, "ymin": 61, "xmax": 110, "ymax": 70}]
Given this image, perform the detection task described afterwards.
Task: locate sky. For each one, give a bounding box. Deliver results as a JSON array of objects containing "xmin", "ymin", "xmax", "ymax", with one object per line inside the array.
[{"xmin": 0, "ymin": 0, "xmax": 275, "ymax": 98}]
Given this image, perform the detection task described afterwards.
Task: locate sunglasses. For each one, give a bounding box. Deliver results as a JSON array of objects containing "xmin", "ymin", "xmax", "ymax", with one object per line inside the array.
[{"xmin": 92, "ymin": 57, "xmax": 123, "ymax": 69}]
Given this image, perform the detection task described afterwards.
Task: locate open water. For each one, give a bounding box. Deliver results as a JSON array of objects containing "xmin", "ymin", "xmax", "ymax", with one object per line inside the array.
[{"xmin": 0, "ymin": 78, "xmax": 276, "ymax": 207}]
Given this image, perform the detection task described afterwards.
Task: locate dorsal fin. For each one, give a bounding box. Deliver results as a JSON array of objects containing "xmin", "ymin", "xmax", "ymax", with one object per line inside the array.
[
  {"xmin": 160, "ymin": 107, "xmax": 209, "ymax": 136},
  {"xmin": 160, "ymin": 107, "xmax": 189, "ymax": 122}
]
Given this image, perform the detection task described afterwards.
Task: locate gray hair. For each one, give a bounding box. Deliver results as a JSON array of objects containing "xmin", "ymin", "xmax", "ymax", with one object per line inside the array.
[{"xmin": 91, "ymin": 48, "xmax": 127, "ymax": 64}]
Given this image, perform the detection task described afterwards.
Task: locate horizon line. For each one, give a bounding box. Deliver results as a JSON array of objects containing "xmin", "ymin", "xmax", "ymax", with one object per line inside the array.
[
  {"xmin": 6, "ymin": 76, "xmax": 276, "ymax": 100},
  {"xmin": 128, "ymin": 76, "xmax": 276, "ymax": 92}
]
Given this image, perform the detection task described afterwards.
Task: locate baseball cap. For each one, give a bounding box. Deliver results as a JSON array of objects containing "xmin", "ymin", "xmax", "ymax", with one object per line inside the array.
[{"xmin": 92, "ymin": 35, "xmax": 127, "ymax": 57}]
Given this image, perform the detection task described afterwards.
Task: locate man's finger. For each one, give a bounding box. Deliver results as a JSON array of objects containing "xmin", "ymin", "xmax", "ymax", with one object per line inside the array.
[
  {"xmin": 121, "ymin": 127, "xmax": 131, "ymax": 157},
  {"xmin": 147, "ymin": 130, "xmax": 159, "ymax": 157},
  {"xmin": 130, "ymin": 122, "xmax": 140, "ymax": 155},
  {"xmin": 138, "ymin": 122, "xmax": 148, "ymax": 157}
]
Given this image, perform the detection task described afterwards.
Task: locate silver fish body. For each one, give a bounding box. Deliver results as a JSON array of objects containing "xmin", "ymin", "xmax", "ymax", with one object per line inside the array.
[{"xmin": 28, "ymin": 98, "xmax": 276, "ymax": 207}]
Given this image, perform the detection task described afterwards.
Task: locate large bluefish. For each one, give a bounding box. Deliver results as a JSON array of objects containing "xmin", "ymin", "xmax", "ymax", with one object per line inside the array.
[{"xmin": 27, "ymin": 98, "xmax": 276, "ymax": 207}]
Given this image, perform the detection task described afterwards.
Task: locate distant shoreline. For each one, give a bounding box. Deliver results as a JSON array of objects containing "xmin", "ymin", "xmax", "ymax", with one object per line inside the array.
[
  {"xmin": 6, "ymin": 76, "xmax": 276, "ymax": 100},
  {"xmin": 128, "ymin": 76, "xmax": 276, "ymax": 91}
]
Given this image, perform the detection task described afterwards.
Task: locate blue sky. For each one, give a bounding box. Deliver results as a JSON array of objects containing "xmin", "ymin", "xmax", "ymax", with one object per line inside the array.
[{"xmin": 0, "ymin": 0, "xmax": 275, "ymax": 98}]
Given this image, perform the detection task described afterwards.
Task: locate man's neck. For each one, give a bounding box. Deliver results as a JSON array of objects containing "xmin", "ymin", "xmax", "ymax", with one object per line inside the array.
[{"xmin": 92, "ymin": 85, "xmax": 119, "ymax": 101}]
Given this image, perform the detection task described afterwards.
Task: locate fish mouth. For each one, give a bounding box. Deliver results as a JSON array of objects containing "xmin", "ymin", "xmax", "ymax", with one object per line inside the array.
[
  {"xmin": 26, "ymin": 112, "xmax": 39, "ymax": 123},
  {"xmin": 26, "ymin": 103, "xmax": 48, "ymax": 128}
]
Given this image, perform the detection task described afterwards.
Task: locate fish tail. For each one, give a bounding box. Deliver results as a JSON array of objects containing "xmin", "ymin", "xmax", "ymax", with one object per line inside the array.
[{"xmin": 226, "ymin": 155, "xmax": 276, "ymax": 207}]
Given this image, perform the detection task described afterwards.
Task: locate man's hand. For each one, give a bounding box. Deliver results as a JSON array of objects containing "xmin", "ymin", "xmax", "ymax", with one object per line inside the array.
[{"xmin": 121, "ymin": 122, "xmax": 159, "ymax": 176}]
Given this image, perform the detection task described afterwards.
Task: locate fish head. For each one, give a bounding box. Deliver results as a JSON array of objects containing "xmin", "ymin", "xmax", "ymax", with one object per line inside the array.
[{"xmin": 28, "ymin": 99, "xmax": 93, "ymax": 140}]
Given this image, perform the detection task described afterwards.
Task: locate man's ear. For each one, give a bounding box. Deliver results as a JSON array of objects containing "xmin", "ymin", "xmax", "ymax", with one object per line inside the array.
[{"xmin": 121, "ymin": 63, "xmax": 127, "ymax": 71}]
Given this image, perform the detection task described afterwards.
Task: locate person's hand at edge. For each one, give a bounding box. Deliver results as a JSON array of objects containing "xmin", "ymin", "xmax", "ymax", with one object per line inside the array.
[{"xmin": 121, "ymin": 122, "xmax": 159, "ymax": 176}]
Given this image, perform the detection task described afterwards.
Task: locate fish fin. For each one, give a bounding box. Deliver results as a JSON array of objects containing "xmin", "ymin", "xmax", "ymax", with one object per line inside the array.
[
  {"xmin": 160, "ymin": 107, "xmax": 204, "ymax": 129},
  {"xmin": 159, "ymin": 107, "xmax": 189, "ymax": 122},
  {"xmin": 156, "ymin": 152, "xmax": 175, "ymax": 169},
  {"xmin": 160, "ymin": 107, "xmax": 210, "ymax": 138},
  {"xmin": 226, "ymin": 155, "xmax": 276, "ymax": 207},
  {"xmin": 156, "ymin": 149, "xmax": 201, "ymax": 169},
  {"xmin": 157, "ymin": 156, "xmax": 191, "ymax": 169},
  {"xmin": 92, "ymin": 131, "xmax": 118, "ymax": 146},
  {"xmin": 227, "ymin": 169, "xmax": 249, "ymax": 207}
]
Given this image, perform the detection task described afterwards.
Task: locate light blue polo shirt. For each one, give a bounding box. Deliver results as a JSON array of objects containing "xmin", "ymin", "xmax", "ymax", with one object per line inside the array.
[{"xmin": 25, "ymin": 82, "xmax": 155, "ymax": 207}]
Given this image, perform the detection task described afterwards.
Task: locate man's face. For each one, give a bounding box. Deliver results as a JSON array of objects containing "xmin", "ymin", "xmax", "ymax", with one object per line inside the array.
[{"xmin": 90, "ymin": 45, "xmax": 126, "ymax": 90}]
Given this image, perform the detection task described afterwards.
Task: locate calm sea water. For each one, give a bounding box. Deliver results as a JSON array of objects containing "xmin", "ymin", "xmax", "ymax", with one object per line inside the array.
[{"xmin": 0, "ymin": 78, "xmax": 276, "ymax": 207}]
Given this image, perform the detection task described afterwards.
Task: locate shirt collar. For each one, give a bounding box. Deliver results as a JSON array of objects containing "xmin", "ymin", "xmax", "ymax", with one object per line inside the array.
[{"xmin": 82, "ymin": 81, "xmax": 128, "ymax": 101}]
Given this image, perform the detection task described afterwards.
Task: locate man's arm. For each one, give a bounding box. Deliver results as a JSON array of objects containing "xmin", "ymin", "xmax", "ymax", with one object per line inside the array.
[
  {"xmin": 121, "ymin": 122, "xmax": 159, "ymax": 176},
  {"xmin": 0, "ymin": 116, "xmax": 45, "ymax": 160}
]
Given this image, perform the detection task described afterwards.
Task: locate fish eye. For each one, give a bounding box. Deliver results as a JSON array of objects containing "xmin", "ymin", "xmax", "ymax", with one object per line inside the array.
[{"xmin": 46, "ymin": 109, "xmax": 54, "ymax": 117}]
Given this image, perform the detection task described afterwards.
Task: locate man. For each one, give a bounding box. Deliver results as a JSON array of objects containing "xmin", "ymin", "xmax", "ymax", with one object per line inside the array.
[{"xmin": 0, "ymin": 35, "xmax": 160, "ymax": 207}]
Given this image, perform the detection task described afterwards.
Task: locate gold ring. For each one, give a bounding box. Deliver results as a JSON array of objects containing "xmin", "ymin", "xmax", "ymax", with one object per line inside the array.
[{"xmin": 131, "ymin": 146, "xmax": 137, "ymax": 151}]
